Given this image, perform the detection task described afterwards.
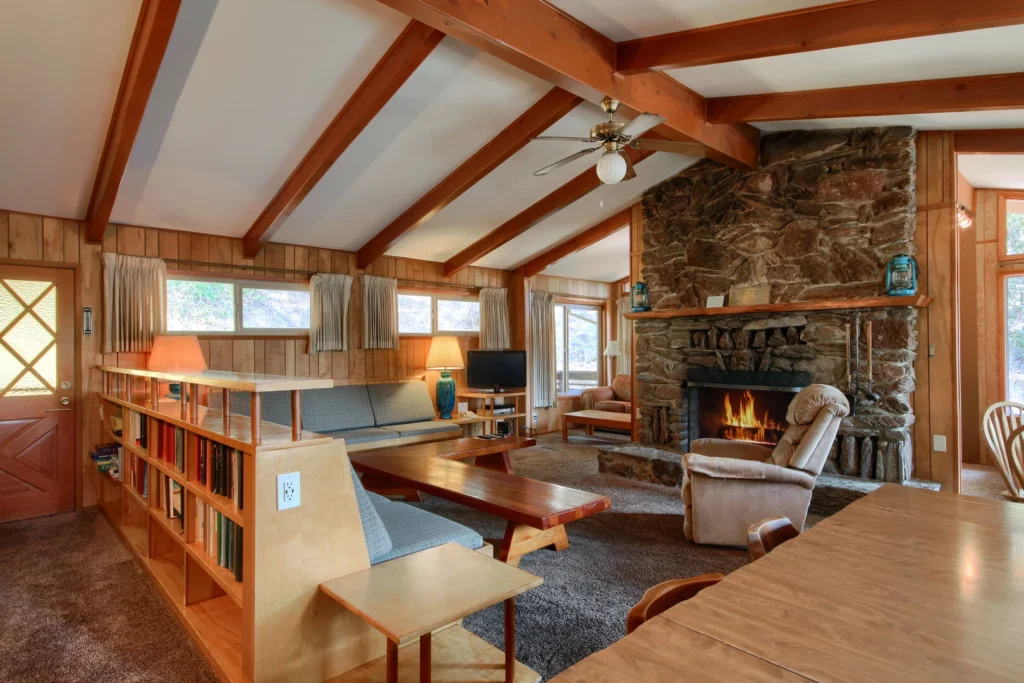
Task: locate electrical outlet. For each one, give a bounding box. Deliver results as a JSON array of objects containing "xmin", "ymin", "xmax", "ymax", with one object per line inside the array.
[
  {"xmin": 532, "ymin": 412, "xmax": 538, "ymax": 423},
  {"xmin": 933, "ymin": 435, "xmax": 947, "ymax": 452},
  {"xmin": 277, "ymin": 472, "xmax": 301, "ymax": 510}
]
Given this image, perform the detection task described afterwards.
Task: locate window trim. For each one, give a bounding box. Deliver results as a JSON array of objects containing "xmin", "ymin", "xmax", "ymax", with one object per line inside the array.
[
  {"xmin": 397, "ymin": 289, "xmax": 480, "ymax": 337},
  {"xmin": 997, "ymin": 191, "xmax": 1024, "ymax": 264},
  {"xmin": 165, "ymin": 273, "xmax": 311, "ymax": 337},
  {"xmin": 553, "ymin": 301, "xmax": 602, "ymax": 394}
]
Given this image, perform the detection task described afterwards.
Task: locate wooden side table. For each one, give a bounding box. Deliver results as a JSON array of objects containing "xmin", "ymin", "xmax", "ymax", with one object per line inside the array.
[{"xmin": 320, "ymin": 543, "xmax": 542, "ymax": 683}]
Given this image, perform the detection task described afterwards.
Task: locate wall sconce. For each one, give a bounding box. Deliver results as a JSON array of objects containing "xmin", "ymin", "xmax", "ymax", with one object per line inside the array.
[
  {"xmin": 83, "ymin": 307, "xmax": 93, "ymax": 336},
  {"xmin": 957, "ymin": 204, "xmax": 973, "ymax": 229}
]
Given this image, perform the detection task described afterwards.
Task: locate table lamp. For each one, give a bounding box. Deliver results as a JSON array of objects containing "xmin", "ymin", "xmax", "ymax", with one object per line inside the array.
[
  {"xmin": 148, "ymin": 335, "xmax": 207, "ymax": 400},
  {"xmin": 603, "ymin": 340, "xmax": 621, "ymax": 358},
  {"xmin": 426, "ymin": 336, "xmax": 464, "ymax": 420}
]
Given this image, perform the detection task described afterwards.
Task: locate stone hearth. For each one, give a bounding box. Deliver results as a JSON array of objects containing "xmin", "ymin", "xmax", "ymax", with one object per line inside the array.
[{"xmin": 635, "ymin": 128, "xmax": 919, "ymax": 482}]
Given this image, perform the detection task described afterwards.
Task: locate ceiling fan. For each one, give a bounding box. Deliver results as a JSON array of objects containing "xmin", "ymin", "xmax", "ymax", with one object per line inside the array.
[{"xmin": 532, "ymin": 96, "xmax": 707, "ymax": 185}]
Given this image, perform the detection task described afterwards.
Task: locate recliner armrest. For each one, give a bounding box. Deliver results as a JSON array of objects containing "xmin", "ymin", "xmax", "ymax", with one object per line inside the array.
[
  {"xmin": 684, "ymin": 453, "xmax": 815, "ymax": 489},
  {"xmin": 690, "ymin": 438, "xmax": 773, "ymax": 462}
]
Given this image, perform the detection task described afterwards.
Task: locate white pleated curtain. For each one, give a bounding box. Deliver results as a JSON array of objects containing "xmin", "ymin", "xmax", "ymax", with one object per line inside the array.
[
  {"xmin": 479, "ymin": 287, "xmax": 510, "ymax": 350},
  {"xmin": 102, "ymin": 253, "xmax": 167, "ymax": 354},
  {"xmin": 531, "ymin": 291, "xmax": 556, "ymax": 408},
  {"xmin": 309, "ymin": 273, "xmax": 353, "ymax": 353},
  {"xmin": 617, "ymin": 296, "xmax": 633, "ymax": 375},
  {"xmin": 362, "ymin": 274, "xmax": 399, "ymax": 350}
]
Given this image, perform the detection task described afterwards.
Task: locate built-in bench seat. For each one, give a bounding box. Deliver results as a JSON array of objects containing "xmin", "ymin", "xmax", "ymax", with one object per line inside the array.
[
  {"xmin": 366, "ymin": 491, "xmax": 483, "ymax": 564},
  {"xmin": 210, "ymin": 381, "xmax": 460, "ymax": 451}
]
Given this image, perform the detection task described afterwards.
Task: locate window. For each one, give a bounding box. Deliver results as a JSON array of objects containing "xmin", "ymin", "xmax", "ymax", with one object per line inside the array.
[
  {"xmin": 1007, "ymin": 276, "xmax": 1024, "ymax": 403},
  {"xmin": 1009, "ymin": 200, "xmax": 1024, "ymax": 257},
  {"xmin": 166, "ymin": 275, "xmax": 309, "ymax": 335},
  {"xmin": 553, "ymin": 303, "xmax": 600, "ymax": 393},
  {"xmin": 397, "ymin": 292, "xmax": 479, "ymax": 336}
]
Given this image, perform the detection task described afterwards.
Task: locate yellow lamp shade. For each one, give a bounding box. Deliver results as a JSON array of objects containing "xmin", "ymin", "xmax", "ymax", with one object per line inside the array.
[
  {"xmin": 148, "ymin": 335, "xmax": 208, "ymax": 371},
  {"xmin": 426, "ymin": 336, "xmax": 464, "ymax": 371}
]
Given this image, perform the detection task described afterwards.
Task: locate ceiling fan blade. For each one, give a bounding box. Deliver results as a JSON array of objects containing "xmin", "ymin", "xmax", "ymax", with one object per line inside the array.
[
  {"xmin": 533, "ymin": 147, "xmax": 600, "ymax": 176},
  {"xmin": 631, "ymin": 138, "xmax": 708, "ymax": 156},
  {"xmin": 618, "ymin": 113, "xmax": 666, "ymax": 140},
  {"xmin": 533, "ymin": 136, "xmax": 601, "ymax": 143},
  {"xmin": 621, "ymin": 151, "xmax": 637, "ymax": 181}
]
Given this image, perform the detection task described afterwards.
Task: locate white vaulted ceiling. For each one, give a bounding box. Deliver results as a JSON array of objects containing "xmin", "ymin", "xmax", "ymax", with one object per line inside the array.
[
  {"xmin": 540, "ymin": 228, "xmax": 630, "ymax": 282},
  {"xmin": 958, "ymin": 156, "xmax": 1024, "ymax": 191}
]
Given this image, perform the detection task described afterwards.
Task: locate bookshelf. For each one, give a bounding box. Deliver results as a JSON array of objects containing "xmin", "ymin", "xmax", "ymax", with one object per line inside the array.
[
  {"xmin": 455, "ymin": 390, "xmax": 528, "ymax": 436},
  {"xmin": 95, "ymin": 367, "xmax": 386, "ymax": 683}
]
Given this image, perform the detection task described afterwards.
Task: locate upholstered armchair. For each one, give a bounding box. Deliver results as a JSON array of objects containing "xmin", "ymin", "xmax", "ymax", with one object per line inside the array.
[
  {"xmin": 681, "ymin": 384, "xmax": 849, "ymax": 546},
  {"xmin": 581, "ymin": 374, "xmax": 632, "ymax": 413}
]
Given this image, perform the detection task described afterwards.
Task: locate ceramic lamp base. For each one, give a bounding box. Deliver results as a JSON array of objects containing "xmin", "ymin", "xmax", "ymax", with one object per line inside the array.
[{"xmin": 436, "ymin": 371, "xmax": 456, "ymax": 419}]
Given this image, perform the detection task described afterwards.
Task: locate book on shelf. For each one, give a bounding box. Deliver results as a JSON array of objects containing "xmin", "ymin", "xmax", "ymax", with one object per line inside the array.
[
  {"xmin": 194, "ymin": 436, "xmax": 244, "ymax": 510},
  {"xmin": 195, "ymin": 499, "xmax": 243, "ymax": 582},
  {"xmin": 110, "ymin": 414, "xmax": 123, "ymax": 436},
  {"xmin": 129, "ymin": 412, "xmax": 148, "ymax": 449},
  {"xmin": 154, "ymin": 471, "xmax": 184, "ymax": 531},
  {"xmin": 127, "ymin": 452, "xmax": 148, "ymax": 498},
  {"xmin": 158, "ymin": 422, "xmax": 186, "ymax": 473}
]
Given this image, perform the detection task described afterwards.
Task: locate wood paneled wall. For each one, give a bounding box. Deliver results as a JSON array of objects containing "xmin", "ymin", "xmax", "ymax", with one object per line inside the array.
[
  {"xmin": 964, "ymin": 188, "xmax": 1008, "ymax": 465},
  {"xmin": 0, "ymin": 208, "xmax": 508, "ymax": 510},
  {"xmin": 915, "ymin": 132, "xmax": 961, "ymax": 490},
  {"xmin": 529, "ymin": 274, "xmax": 613, "ymax": 300}
]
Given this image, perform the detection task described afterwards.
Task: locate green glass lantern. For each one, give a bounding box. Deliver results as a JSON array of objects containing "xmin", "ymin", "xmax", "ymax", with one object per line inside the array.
[{"xmin": 631, "ymin": 280, "xmax": 650, "ymax": 312}]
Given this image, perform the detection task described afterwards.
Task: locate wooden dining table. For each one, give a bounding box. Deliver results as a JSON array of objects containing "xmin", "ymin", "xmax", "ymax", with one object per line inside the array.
[{"xmin": 553, "ymin": 484, "xmax": 1024, "ymax": 682}]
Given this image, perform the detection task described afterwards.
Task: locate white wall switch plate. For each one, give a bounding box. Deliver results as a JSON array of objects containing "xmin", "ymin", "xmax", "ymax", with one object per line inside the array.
[
  {"xmin": 933, "ymin": 435, "xmax": 947, "ymax": 452},
  {"xmin": 277, "ymin": 472, "xmax": 301, "ymax": 510}
]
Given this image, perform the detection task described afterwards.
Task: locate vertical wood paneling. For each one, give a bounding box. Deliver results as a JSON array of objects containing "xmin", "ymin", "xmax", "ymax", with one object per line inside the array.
[
  {"xmin": 0, "ymin": 211, "xmax": 9, "ymax": 258},
  {"xmin": 42, "ymin": 217, "xmax": 63, "ymax": 261},
  {"xmin": 9, "ymin": 213, "xmax": 42, "ymax": 260},
  {"xmin": 63, "ymin": 220, "xmax": 80, "ymax": 264}
]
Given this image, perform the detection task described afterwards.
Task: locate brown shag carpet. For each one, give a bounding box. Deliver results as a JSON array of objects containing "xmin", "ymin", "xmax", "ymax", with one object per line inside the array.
[{"xmin": 0, "ymin": 509, "xmax": 216, "ymax": 683}]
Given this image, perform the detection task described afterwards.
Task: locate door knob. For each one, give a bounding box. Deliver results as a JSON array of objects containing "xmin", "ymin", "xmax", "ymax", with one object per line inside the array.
[{"xmin": 60, "ymin": 397, "xmax": 70, "ymax": 405}]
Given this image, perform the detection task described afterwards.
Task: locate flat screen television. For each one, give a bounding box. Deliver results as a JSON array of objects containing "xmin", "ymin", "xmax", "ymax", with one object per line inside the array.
[{"xmin": 467, "ymin": 350, "xmax": 526, "ymax": 391}]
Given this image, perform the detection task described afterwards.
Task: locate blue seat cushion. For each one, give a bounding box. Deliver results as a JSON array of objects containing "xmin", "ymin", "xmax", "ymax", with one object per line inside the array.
[
  {"xmin": 212, "ymin": 391, "xmax": 294, "ymax": 427},
  {"xmin": 369, "ymin": 499, "xmax": 484, "ymax": 565},
  {"xmin": 301, "ymin": 385, "xmax": 376, "ymax": 433},
  {"xmin": 386, "ymin": 421, "xmax": 461, "ymax": 438},
  {"xmin": 348, "ymin": 465, "xmax": 392, "ymax": 560},
  {"xmin": 325, "ymin": 427, "xmax": 399, "ymax": 445},
  {"xmin": 366, "ymin": 382, "xmax": 437, "ymax": 427}
]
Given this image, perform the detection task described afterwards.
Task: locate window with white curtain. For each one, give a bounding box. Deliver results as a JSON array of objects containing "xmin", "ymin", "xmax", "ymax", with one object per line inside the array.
[
  {"xmin": 166, "ymin": 275, "xmax": 309, "ymax": 334},
  {"xmin": 553, "ymin": 303, "xmax": 600, "ymax": 393},
  {"xmin": 397, "ymin": 292, "xmax": 479, "ymax": 335}
]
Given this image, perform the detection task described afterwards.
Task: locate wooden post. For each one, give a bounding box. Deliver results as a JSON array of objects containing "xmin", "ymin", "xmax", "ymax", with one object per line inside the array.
[
  {"xmin": 180, "ymin": 383, "xmax": 188, "ymax": 419},
  {"xmin": 419, "ymin": 632, "xmax": 431, "ymax": 683},
  {"xmin": 126, "ymin": 377, "xmax": 133, "ymax": 403},
  {"xmin": 291, "ymin": 390, "xmax": 302, "ymax": 441},
  {"xmin": 504, "ymin": 597, "xmax": 515, "ymax": 683},
  {"xmin": 250, "ymin": 392, "xmax": 262, "ymax": 446},
  {"xmin": 151, "ymin": 378, "xmax": 159, "ymax": 407},
  {"xmin": 190, "ymin": 383, "xmax": 199, "ymax": 422},
  {"xmin": 222, "ymin": 388, "xmax": 230, "ymax": 418}
]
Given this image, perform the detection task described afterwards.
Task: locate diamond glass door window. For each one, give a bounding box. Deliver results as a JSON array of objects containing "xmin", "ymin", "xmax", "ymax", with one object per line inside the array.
[{"xmin": 0, "ymin": 280, "xmax": 57, "ymax": 396}]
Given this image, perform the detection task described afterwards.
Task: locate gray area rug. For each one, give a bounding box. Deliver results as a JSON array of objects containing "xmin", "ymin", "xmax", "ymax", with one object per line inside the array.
[
  {"xmin": 0, "ymin": 509, "xmax": 217, "ymax": 683},
  {"xmin": 415, "ymin": 431, "xmax": 750, "ymax": 681}
]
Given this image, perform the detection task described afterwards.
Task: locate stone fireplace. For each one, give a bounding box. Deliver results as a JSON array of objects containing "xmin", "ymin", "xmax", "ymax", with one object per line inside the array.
[{"xmin": 635, "ymin": 127, "xmax": 919, "ymax": 482}]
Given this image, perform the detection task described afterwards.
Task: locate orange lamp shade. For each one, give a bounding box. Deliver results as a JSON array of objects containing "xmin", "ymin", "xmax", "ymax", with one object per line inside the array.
[
  {"xmin": 148, "ymin": 335, "xmax": 208, "ymax": 371},
  {"xmin": 426, "ymin": 336, "xmax": 464, "ymax": 371}
]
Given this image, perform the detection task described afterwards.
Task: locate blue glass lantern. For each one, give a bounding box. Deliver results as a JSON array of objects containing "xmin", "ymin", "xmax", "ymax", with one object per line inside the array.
[
  {"xmin": 631, "ymin": 281, "xmax": 650, "ymax": 312},
  {"xmin": 885, "ymin": 254, "xmax": 918, "ymax": 296}
]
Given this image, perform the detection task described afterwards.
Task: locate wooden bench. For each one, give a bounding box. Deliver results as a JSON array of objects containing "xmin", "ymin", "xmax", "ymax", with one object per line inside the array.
[{"xmin": 352, "ymin": 438, "xmax": 611, "ymax": 566}]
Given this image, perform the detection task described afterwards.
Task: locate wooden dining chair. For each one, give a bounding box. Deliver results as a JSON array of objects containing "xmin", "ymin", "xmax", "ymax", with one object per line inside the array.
[
  {"xmin": 747, "ymin": 516, "xmax": 800, "ymax": 562},
  {"xmin": 983, "ymin": 401, "xmax": 1024, "ymax": 501},
  {"xmin": 625, "ymin": 573, "xmax": 723, "ymax": 634}
]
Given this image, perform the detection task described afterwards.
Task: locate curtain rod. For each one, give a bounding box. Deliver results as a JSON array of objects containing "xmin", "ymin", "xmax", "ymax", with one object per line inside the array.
[{"xmin": 163, "ymin": 258, "xmax": 480, "ymax": 290}]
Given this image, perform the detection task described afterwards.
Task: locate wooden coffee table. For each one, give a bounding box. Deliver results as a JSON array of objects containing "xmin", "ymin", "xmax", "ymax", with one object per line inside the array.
[{"xmin": 562, "ymin": 410, "xmax": 631, "ymax": 441}]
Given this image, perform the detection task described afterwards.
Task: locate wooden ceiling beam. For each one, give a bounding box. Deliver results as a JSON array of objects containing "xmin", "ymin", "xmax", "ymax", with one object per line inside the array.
[
  {"xmin": 374, "ymin": 0, "xmax": 759, "ymax": 171},
  {"xmin": 356, "ymin": 87, "xmax": 581, "ymax": 269},
  {"xmin": 706, "ymin": 72, "xmax": 1024, "ymax": 123},
  {"xmin": 85, "ymin": 0, "xmax": 181, "ymax": 243},
  {"xmin": 521, "ymin": 207, "xmax": 631, "ymax": 278},
  {"xmin": 953, "ymin": 129, "xmax": 1024, "ymax": 154},
  {"xmin": 241, "ymin": 20, "xmax": 444, "ymax": 257},
  {"xmin": 442, "ymin": 146, "xmax": 656, "ymax": 277},
  {"xmin": 615, "ymin": 0, "xmax": 1024, "ymax": 74}
]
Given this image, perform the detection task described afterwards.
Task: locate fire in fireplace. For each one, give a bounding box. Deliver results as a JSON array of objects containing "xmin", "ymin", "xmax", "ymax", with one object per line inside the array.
[
  {"xmin": 685, "ymin": 369, "xmax": 812, "ymax": 450},
  {"xmin": 720, "ymin": 390, "xmax": 786, "ymax": 445}
]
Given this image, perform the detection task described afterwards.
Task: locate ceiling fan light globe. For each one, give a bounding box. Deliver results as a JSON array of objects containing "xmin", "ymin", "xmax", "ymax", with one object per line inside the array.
[{"xmin": 596, "ymin": 151, "xmax": 628, "ymax": 184}]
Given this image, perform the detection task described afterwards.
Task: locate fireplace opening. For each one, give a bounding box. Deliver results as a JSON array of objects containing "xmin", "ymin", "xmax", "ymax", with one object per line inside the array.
[{"xmin": 686, "ymin": 369, "xmax": 812, "ymax": 449}]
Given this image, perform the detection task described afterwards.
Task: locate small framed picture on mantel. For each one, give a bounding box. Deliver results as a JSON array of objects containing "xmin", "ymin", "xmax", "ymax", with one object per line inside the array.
[
  {"xmin": 728, "ymin": 284, "xmax": 771, "ymax": 307},
  {"xmin": 706, "ymin": 295, "xmax": 725, "ymax": 308}
]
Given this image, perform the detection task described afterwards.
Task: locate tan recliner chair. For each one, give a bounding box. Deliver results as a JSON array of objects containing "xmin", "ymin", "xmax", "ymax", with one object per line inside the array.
[{"xmin": 682, "ymin": 384, "xmax": 849, "ymax": 546}]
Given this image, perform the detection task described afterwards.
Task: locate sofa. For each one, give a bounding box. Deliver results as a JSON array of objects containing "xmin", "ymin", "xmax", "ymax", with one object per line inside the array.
[
  {"xmin": 581, "ymin": 374, "xmax": 632, "ymax": 413},
  {"xmin": 212, "ymin": 380, "xmax": 461, "ymax": 451},
  {"xmin": 681, "ymin": 384, "xmax": 849, "ymax": 547}
]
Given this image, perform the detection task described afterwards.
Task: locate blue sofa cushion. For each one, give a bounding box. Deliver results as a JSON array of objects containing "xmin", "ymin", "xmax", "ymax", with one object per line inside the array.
[
  {"xmin": 302, "ymin": 385, "xmax": 376, "ymax": 433},
  {"xmin": 349, "ymin": 465, "xmax": 392, "ymax": 560},
  {"xmin": 213, "ymin": 391, "xmax": 294, "ymax": 427},
  {"xmin": 325, "ymin": 427, "xmax": 399, "ymax": 445},
  {"xmin": 369, "ymin": 499, "xmax": 484, "ymax": 565},
  {"xmin": 386, "ymin": 421, "xmax": 461, "ymax": 438},
  {"xmin": 366, "ymin": 382, "xmax": 437, "ymax": 427}
]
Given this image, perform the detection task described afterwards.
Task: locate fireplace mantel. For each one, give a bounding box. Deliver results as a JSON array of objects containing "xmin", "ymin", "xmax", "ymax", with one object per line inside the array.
[{"xmin": 624, "ymin": 295, "xmax": 931, "ymax": 320}]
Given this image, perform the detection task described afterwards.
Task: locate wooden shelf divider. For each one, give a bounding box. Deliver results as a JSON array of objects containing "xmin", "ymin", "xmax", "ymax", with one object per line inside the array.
[{"xmin": 624, "ymin": 294, "xmax": 932, "ymax": 320}]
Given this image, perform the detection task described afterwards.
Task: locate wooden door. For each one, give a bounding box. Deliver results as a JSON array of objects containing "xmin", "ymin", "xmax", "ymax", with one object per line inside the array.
[{"xmin": 0, "ymin": 264, "xmax": 75, "ymax": 522}]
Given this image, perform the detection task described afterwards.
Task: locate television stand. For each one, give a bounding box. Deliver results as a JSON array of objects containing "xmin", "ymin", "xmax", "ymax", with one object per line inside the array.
[{"xmin": 455, "ymin": 390, "xmax": 527, "ymax": 437}]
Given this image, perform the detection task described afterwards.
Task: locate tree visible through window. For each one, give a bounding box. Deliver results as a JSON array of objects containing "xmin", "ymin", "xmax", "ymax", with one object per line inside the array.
[
  {"xmin": 554, "ymin": 304, "xmax": 600, "ymax": 392},
  {"xmin": 167, "ymin": 280, "xmax": 234, "ymax": 332},
  {"xmin": 1007, "ymin": 276, "xmax": 1024, "ymax": 403},
  {"xmin": 166, "ymin": 277, "xmax": 309, "ymax": 333},
  {"xmin": 437, "ymin": 299, "xmax": 479, "ymax": 332},
  {"xmin": 1008, "ymin": 207, "xmax": 1024, "ymax": 256}
]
